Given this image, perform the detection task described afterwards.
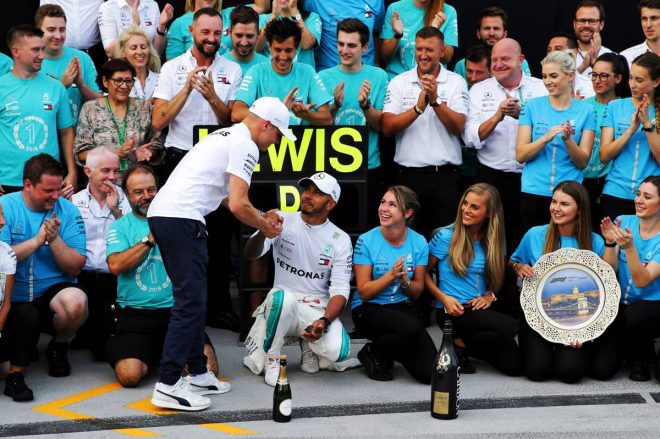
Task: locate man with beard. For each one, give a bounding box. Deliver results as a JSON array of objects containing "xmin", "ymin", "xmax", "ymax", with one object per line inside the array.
[
  {"xmin": 453, "ymin": 7, "xmax": 531, "ymax": 84},
  {"xmin": 71, "ymin": 147, "xmax": 130, "ymax": 359},
  {"xmin": 463, "ymin": 38, "xmax": 547, "ymax": 251},
  {"xmin": 382, "ymin": 26, "xmax": 468, "ymax": 237},
  {"xmin": 242, "ymin": 172, "xmax": 353, "ymax": 387},
  {"xmin": 152, "ymin": 7, "xmax": 242, "ymax": 182},
  {"xmin": 221, "ymin": 5, "xmax": 268, "ymax": 75},
  {"xmin": 622, "ymin": 0, "xmax": 660, "ymax": 65},
  {"xmin": 105, "ymin": 165, "xmax": 222, "ymax": 389},
  {"xmin": 573, "ymin": 1, "xmax": 612, "ymax": 77}
]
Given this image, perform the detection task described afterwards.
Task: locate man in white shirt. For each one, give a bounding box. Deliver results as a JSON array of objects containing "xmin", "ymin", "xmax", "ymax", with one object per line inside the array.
[
  {"xmin": 70, "ymin": 147, "xmax": 130, "ymax": 360},
  {"xmin": 463, "ymin": 38, "xmax": 547, "ymax": 250},
  {"xmin": 621, "ymin": 0, "xmax": 660, "ymax": 66},
  {"xmin": 382, "ymin": 26, "xmax": 469, "ymax": 237},
  {"xmin": 242, "ymin": 172, "xmax": 353, "ymax": 386},
  {"xmin": 147, "ymin": 97, "xmax": 291, "ymax": 411},
  {"xmin": 573, "ymin": 0, "xmax": 612, "ymax": 77},
  {"xmin": 40, "ymin": 0, "xmax": 103, "ymax": 50}
]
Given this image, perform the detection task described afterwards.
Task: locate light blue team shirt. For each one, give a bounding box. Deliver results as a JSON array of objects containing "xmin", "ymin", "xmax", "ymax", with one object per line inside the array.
[
  {"xmin": 0, "ymin": 72, "xmax": 75, "ymax": 187},
  {"xmin": 511, "ymin": 224, "xmax": 605, "ymax": 267},
  {"xmin": 428, "ymin": 225, "xmax": 487, "ymax": 308},
  {"xmin": 0, "ymin": 193, "xmax": 86, "ymax": 303},
  {"xmin": 106, "ymin": 212, "xmax": 173, "ymax": 310},
  {"xmin": 221, "ymin": 50, "xmax": 268, "ymax": 76},
  {"xmin": 319, "ymin": 64, "xmax": 389, "ymax": 170},
  {"xmin": 236, "ymin": 61, "xmax": 332, "ymax": 125},
  {"xmin": 165, "ymin": 11, "xmax": 194, "ymax": 60},
  {"xmin": 258, "ymin": 14, "xmax": 322, "ymax": 69},
  {"xmin": 0, "ymin": 53, "xmax": 12, "ymax": 75},
  {"xmin": 352, "ymin": 226, "xmax": 428, "ymax": 309},
  {"xmin": 453, "ymin": 57, "xmax": 531, "ymax": 82},
  {"xmin": 381, "ymin": 0, "xmax": 458, "ymax": 79},
  {"xmin": 615, "ymin": 215, "xmax": 660, "ymax": 304},
  {"xmin": 41, "ymin": 47, "xmax": 101, "ymax": 124},
  {"xmin": 601, "ymin": 98, "xmax": 660, "ymax": 200},
  {"xmin": 304, "ymin": 0, "xmax": 385, "ymax": 71},
  {"xmin": 583, "ymin": 96, "xmax": 614, "ymax": 179},
  {"xmin": 518, "ymin": 96, "xmax": 597, "ymax": 197}
]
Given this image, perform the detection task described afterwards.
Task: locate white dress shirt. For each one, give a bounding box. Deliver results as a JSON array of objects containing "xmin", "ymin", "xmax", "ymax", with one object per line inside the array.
[
  {"xmin": 98, "ymin": 0, "xmax": 161, "ymax": 49},
  {"xmin": 575, "ymin": 45, "xmax": 612, "ymax": 78},
  {"xmin": 463, "ymin": 75, "xmax": 548, "ymax": 173},
  {"xmin": 621, "ymin": 41, "xmax": 653, "ymax": 67},
  {"xmin": 41, "ymin": 0, "xmax": 103, "ymax": 49},
  {"xmin": 152, "ymin": 50, "xmax": 242, "ymax": 151},
  {"xmin": 72, "ymin": 186, "xmax": 131, "ymax": 273},
  {"xmin": 383, "ymin": 67, "xmax": 469, "ymax": 167}
]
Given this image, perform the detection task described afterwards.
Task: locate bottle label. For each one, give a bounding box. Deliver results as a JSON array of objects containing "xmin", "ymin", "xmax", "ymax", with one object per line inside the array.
[
  {"xmin": 279, "ymin": 399, "xmax": 292, "ymax": 416},
  {"xmin": 432, "ymin": 391, "xmax": 449, "ymax": 415}
]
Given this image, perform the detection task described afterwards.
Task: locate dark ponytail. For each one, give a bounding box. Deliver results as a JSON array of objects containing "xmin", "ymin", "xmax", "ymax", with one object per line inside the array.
[{"xmin": 594, "ymin": 52, "xmax": 631, "ymax": 98}]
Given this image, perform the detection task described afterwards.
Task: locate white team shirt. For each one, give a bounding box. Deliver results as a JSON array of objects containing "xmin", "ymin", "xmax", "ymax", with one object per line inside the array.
[
  {"xmin": 383, "ymin": 67, "xmax": 469, "ymax": 167},
  {"xmin": 255, "ymin": 211, "xmax": 353, "ymax": 300},
  {"xmin": 575, "ymin": 74, "xmax": 595, "ymax": 100},
  {"xmin": 621, "ymin": 41, "xmax": 653, "ymax": 67},
  {"xmin": 463, "ymin": 75, "xmax": 548, "ymax": 173},
  {"xmin": 40, "ymin": 0, "xmax": 103, "ymax": 49},
  {"xmin": 130, "ymin": 70, "xmax": 159, "ymax": 100},
  {"xmin": 147, "ymin": 123, "xmax": 259, "ymax": 223},
  {"xmin": 152, "ymin": 50, "xmax": 242, "ymax": 151},
  {"xmin": 98, "ymin": 0, "xmax": 161, "ymax": 49},
  {"xmin": 72, "ymin": 186, "xmax": 131, "ymax": 273},
  {"xmin": 0, "ymin": 241, "xmax": 17, "ymax": 308},
  {"xmin": 575, "ymin": 46, "xmax": 613, "ymax": 77}
]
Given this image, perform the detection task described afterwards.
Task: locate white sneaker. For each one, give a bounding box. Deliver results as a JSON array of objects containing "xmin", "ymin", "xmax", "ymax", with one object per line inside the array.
[
  {"xmin": 151, "ymin": 378, "xmax": 211, "ymax": 411},
  {"xmin": 242, "ymin": 355, "xmax": 260, "ymax": 375},
  {"xmin": 300, "ymin": 340, "xmax": 319, "ymax": 374},
  {"xmin": 185, "ymin": 370, "xmax": 231, "ymax": 395},
  {"xmin": 265, "ymin": 354, "xmax": 280, "ymax": 387}
]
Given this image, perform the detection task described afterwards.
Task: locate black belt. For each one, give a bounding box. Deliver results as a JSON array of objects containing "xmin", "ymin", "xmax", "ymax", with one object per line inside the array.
[{"xmin": 397, "ymin": 164, "xmax": 459, "ymax": 174}]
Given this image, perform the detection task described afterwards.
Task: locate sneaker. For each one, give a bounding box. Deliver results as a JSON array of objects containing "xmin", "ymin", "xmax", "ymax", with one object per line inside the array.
[
  {"xmin": 151, "ymin": 378, "xmax": 211, "ymax": 411},
  {"xmin": 300, "ymin": 340, "xmax": 319, "ymax": 374},
  {"xmin": 185, "ymin": 370, "xmax": 231, "ymax": 395},
  {"xmin": 357, "ymin": 344, "xmax": 393, "ymax": 381},
  {"xmin": 242, "ymin": 355, "xmax": 260, "ymax": 375},
  {"xmin": 455, "ymin": 346, "xmax": 476, "ymax": 374},
  {"xmin": 265, "ymin": 354, "xmax": 280, "ymax": 387},
  {"xmin": 630, "ymin": 361, "xmax": 651, "ymax": 381},
  {"xmin": 4, "ymin": 373, "xmax": 34, "ymax": 402},
  {"xmin": 46, "ymin": 340, "xmax": 71, "ymax": 377}
]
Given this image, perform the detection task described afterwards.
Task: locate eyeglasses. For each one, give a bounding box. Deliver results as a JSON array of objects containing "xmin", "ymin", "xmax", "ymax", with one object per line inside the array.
[
  {"xmin": 109, "ymin": 78, "xmax": 135, "ymax": 87},
  {"xmin": 575, "ymin": 18, "xmax": 601, "ymax": 25},
  {"xmin": 590, "ymin": 72, "xmax": 614, "ymax": 81}
]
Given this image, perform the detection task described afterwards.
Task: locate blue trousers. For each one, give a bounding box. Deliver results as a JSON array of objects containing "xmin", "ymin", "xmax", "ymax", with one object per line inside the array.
[{"xmin": 148, "ymin": 217, "xmax": 208, "ymax": 385}]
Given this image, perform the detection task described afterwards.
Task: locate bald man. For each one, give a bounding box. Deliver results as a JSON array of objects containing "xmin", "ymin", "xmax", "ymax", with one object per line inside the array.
[{"xmin": 463, "ymin": 38, "xmax": 548, "ymax": 251}]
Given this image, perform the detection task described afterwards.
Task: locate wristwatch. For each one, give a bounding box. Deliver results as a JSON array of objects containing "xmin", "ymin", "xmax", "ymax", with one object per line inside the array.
[
  {"xmin": 141, "ymin": 236, "xmax": 154, "ymax": 248},
  {"xmin": 486, "ymin": 291, "xmax": 497, "ymax": 302},
  {"xmin": 360, "ymin": 99, "xmax": 372, "ymax": 110},
  {"xmin": 642, "ymin": 123, "xmax": 656, "ymax": 132},
  {"xmin": 319, "ymin": 317, "xmax": 331, "ymax": 333}
]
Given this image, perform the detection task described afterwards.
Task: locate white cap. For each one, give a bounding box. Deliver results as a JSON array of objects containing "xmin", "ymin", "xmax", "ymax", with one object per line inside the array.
[
  {"xmin": 248, "ymin": 97, "xmax": 297, "ymax": 141},
  {"xmin": 298, "ymin": 172, "xmax": 341, "ymax": 203}
]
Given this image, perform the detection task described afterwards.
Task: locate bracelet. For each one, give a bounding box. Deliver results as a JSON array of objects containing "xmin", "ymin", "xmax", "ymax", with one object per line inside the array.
[
  {"xmin": 156, "ymin": 27, "xmax": 166, "ymax": 36},
  {"xmin": 394, "ymin": 32, "xmax": 403, "ymax": 39},
  {"xmin": 604, "ymin": 241, "xmax": 617, "ymax": 248},
  {"xmin": 511, "ymin": 261, "xmax": 519, "ymax": 270},
  {"xmin": 319, "ymin": 317, "xmax": 331, "ymax": 333},
  {"xmin": 401, "ymin": 278, "xmax": 412, "ymax": 289},
  {"xmin": 429, "ymin": 99, "xmax": 439, "ymax": 108},
  {"xmin": 413, "ymin": 104, "xmax": 423, "ymax": 115},
  {"xmin": 486, "ymin": 291, "xmax": 497, "ymax": 302}
]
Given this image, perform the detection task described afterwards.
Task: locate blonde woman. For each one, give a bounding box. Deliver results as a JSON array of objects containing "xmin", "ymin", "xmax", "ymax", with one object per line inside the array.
[
  {"xmin": 425, "ymin": 183, "xmax": 520, "ymax": 376},
  {"xmin": 114, "ymin": 27, "xmax": 161, "ymax": 100}
]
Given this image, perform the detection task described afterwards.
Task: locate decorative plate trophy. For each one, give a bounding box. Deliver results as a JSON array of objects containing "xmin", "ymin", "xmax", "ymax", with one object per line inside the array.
[{"xmin": 520, "ymin": 248, "xmax": 621, "ymax": 344}]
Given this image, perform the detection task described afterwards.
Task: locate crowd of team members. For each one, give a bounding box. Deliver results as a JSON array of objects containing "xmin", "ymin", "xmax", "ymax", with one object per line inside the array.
[{"xmin": 0, "ymin": 0, "xmax": 658, "ymax": 411}]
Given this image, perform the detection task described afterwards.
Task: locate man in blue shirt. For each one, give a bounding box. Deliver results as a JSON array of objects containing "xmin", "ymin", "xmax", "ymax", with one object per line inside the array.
[
  {"xmin": 0, "ymin": 26, "xmax": 76, "ymax": 196},
  {"xmin": 221, "ymin": 5, "xmax": 268, "ymax": 76},
  {"xmin": 0, "ymin": 154, "xmax": 87, "ymax": 402}
]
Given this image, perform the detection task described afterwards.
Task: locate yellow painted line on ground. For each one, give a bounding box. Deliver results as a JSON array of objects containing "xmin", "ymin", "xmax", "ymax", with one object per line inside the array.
[
  {"xmin": 125, "ymin": 397, "xmax": 178, "ymax": 416},
  {"xmin": 199, "ymin": 424, "xmax": 259, "ymax": 435},
  {"xmin": 113, "ymin": 428, "xmax": 161, "ymax": 437}
]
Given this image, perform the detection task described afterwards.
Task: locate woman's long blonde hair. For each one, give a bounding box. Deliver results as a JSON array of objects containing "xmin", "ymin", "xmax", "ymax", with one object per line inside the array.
[
  {"xmin": 185, "ymin": 0, "xmax": 222, "ymax": 13},
  {"xmin": 114, "ymin": 27, "xmax": 161, "ymax": 73},
  {"xmin": 543, "ymin": 181, "xmax": 592, "ymax": 254},
  {"xmin": 423, "ymin": 0, "xmax": 445, "ymax": 27},
  {"xmin": 447, "ymin": 183, "xmax": 506, "ymax": 293}
]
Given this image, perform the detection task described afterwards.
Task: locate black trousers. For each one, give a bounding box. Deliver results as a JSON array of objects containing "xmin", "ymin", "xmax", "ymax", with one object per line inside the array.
[
  {"xmin": 519, "ymin": 192, "xmax": 552, "ymax": 235},
  {"xmin": 620, "ymin": 301, "xmax": 660, "ymax": 363},
  {"xmin": 76, "ymin": 271, "xmax": 118, "ymax": 360},
  {"xmin": 436, "ymin": 307, "xmax": 521, "ymax": 376},
  {"xmin": 600, "ymin": 194, "xmax": 635, "ymax": 221},
  {"xmin": 352, "ymin": 301, "xmax": 437, "ymax": 384},
  {"xmin": 476, "ymin": 164, "xmax": 523, "ymax": 251},
  {"xmin": 205, "ymin": 206, "xmax": 239, "ymax": 315}
]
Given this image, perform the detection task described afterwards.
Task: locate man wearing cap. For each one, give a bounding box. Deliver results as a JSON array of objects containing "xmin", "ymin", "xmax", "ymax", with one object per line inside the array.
[
  {"xmin": 146, "ymin": 96, "xmax": 292, "ymax": 411},
  {"xmin": 242, "ymin": 172, "xmax": 353, "ymax": 387}
]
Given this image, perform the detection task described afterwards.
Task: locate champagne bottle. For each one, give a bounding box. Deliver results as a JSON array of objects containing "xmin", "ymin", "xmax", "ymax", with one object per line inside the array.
[
  {"xmin": 431, "ymin": 320, "xmax": 460, "ymax": 420},
  {"xmin": 273, "ymin": 355, "xmax": 292, "ymax": 423}
]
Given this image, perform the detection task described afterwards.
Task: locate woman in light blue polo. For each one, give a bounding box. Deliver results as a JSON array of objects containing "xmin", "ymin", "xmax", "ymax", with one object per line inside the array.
[
  {"xmin": 601, "ymin": 175, "xmax": 660, "ymax": 382},
  {"xmin": 426, "ymin": 183, "xmax": 520, "ymax": 376},
  {"xmin": 352, "ymin": 186, "xmax": 436, "ymax": 383},
  {"xmin": 599, "ymin": 52, "xmax": 660, "ymax": 221},
  {"xmin": 380, "ymin": 0, "xmax": 458, "ymax": 79},
  {"xmin": 165, "ymin": 0, "xmax": 222, "ymax": 60},
  {"xmin": 516, "ymin": 50, "xmax": 596, "ymax": 233}
]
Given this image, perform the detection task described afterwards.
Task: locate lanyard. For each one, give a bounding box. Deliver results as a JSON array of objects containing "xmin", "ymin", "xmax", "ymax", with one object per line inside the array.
[{"xmin": 105, "ymin": 96, "xmax": 130, "ymax": 145}]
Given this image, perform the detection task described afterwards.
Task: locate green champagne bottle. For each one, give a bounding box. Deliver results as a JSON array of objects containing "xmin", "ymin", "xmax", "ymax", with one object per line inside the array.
[
  {"xmin": 273, "ymin": 355, "xmax": 292, "ymax": 423},
  {"xmin": 431, "ymin": 320, "xmax": 460, "ymax": 420}
]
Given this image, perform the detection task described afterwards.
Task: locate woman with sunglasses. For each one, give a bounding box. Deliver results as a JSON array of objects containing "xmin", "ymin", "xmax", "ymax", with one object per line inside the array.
[{"xmin": 74, "ymin": 59, "xmax": 164, "ymax": 169}]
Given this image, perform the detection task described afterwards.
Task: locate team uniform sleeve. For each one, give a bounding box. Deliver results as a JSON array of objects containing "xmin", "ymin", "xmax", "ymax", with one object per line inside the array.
[
  {"xmin": 415, "ymin": 236, "xmax": 429, "ymax": 266},
  {"xmin": 584, "ymin": 106, "xmax": 598, "ymax": 132},
  {"xmin": 446, "ymin": 77, "xmax": 469, "ymax": 116},
  {"xmin": 105, "ymin": 221, "xmax": 130, "ymax": 257},
  {"xmin": 328, "ymin": 235, "xmax": 353, "ymax": 300},
  {"xmin": 601, "ymin": 101, "xmax": 614, "ymax": 129},
  {"xmin": 98, "ymin": 3, "xmax": 119, "ymax": 49},
  {"xmin": 592, "ymin": 234, "xmax": 605, "ymax": 257},
  {"xmin": 165, "ymin": 18, "xmax": 186, "ymax": 60},
  {"xmin": 372, "ymin": 70, "xmax": 389, "ymax": 110},
  {"xmin": 226, "ymin": 141, "xmax": 258, "ymax": 185},
  {"xmin": 306, "ymin": 12, "xmax": 322, "ymax": 47},
  {"xmin": 352, "ymin": 235, "xmax": 372, "ymax": 265},
  {"xmin": 60, "ymin": 205, "xmax": 87, "ymax": 257},
  {"xmin": 521, "ymin": 59, "xmax": 531, "ymax": 76},
  {"xmin": 518, "ymin": 99, "xmax": 533, "ymax": 127},
  {"xmin": 510, "ymin": 229, "xmax": 533, "ymax": 264},
  {"xmin": 152, "ymin": 62, "xmax": 175, "ymax": 101},
  {"xmin": 236, "ymin": 65, "xmax": 258, "ymax": 106},
  {"xmin": 382, "ymin": 78, "xmax": 403, "ymax": 114},
  {"xmin": 441, "ymin": 6, "xmax": 458, "ymax": 47},
  {"xmin": 428, "ymin": 229, "xmax": 450, "ymax": 261},
  {"xmin": 56, "ymin": 85, "xmax": 75, "ymax": 129},
  {"xmin": 463, "ymin": 85, "xmax": 485, "ymax": 149}
]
